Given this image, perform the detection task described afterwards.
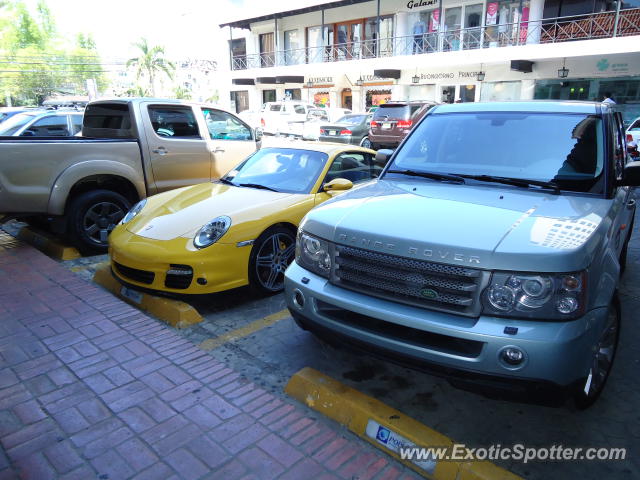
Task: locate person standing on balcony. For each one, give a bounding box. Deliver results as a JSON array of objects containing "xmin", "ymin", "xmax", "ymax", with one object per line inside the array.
[
  {"xmin": 602, "ymin": 92, "xmax": 616, "ymax": 104},
  {"xmin": 413, "ymin": 17, "xmax": 427, "ymax": 53}
]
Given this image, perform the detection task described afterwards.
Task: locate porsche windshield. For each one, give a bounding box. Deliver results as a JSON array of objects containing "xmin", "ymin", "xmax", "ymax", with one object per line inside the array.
[
  {"xmin": 384, "ymin": 112, "xmax": 605, "ymax": 193},
  {"xmin": 223, "ymin": 148, "xmax": 328, "ymax": 194}
]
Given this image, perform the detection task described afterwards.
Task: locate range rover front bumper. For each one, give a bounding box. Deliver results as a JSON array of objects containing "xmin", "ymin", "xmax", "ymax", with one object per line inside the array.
[{"xmin": 284, "ymin": 261, "xmax": 608, "ymax": 390}]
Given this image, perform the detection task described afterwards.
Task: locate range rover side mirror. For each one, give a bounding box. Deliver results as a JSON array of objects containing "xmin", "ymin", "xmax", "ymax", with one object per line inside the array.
[
  {"xmin": 254, "ymin": 127, "xmax": 263, "ymax": 142},
  {"xmin": 375, "ymin": 149, "xmax": 394, "ymax": 166},
  {"xmin": 323, "ymin": 178, "xmax": 353, "ymax": 192},
  {"xmin": 620, "ymin": 160, "xmax": 640, "ymax": 186}
]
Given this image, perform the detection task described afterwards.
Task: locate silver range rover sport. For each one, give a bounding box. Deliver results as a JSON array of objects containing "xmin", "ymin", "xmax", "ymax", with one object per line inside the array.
[{"xmin": 284, "ymin": 101, "xmax": 640, "ymax": 408}]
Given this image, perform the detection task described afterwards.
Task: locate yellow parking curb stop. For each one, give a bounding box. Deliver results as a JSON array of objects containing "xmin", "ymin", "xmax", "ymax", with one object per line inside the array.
[
  {"xmin": 92, "ymin": 264, "xmax": 202, "ymax": 328},
  {"xmin": 18, "ymin": 226, "xmax": 81, "ymax": 261},
  {"xmin": 285, "ymin": 367, "xmax": 522, "ymax": 480}
]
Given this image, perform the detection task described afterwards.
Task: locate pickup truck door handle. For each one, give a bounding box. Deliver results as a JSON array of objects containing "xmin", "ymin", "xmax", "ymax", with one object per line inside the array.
[
  {"xmin": 152, "ymin": 147, "xmax": 168, "ymax": 155},
  {"xmin": 213, "ymin": 147, "xmax": 225, "ymax": 154},
  {"xmin": 627, "ymin": 199, "xmax": 636, "ymax": 209}
]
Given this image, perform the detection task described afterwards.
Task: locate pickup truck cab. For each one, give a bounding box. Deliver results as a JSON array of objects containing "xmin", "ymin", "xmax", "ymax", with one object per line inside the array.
[
  {"xmin": 0, "ymin": 98, "xmax": 260, "ymax": 252},
  {"xmin": 285, "ymin": 101, "xmax": 640, "ymax": 408}
]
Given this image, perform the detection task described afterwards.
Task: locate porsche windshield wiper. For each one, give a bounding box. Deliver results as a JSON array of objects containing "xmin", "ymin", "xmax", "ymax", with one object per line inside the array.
[
  {"xmin": 454, "ymin": 174, "xmax": 561, "ymax": 194},
  {"xmin": 236, "ymin": 183, "xmax": 279, "ymax": 192},
  {"xmin": 386, "ymin": 169, "xmax": 466, "ymax": 184},
  {"xmin": 218, "ymin": 177, "xmax": 235, "ymax": 186}
]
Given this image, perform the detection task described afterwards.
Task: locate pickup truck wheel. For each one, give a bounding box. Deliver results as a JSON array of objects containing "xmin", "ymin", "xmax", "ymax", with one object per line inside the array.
[
  {"xmin": 574, "ymin": 294, "xmax": 620, "ymax": 409},
  {"xmin": 249, "ymin": 226, "xmax": 296, "ymax": 294},
  {"xmin": 69, "ymin": 190, "xmax": 130, "ymax": 253}
]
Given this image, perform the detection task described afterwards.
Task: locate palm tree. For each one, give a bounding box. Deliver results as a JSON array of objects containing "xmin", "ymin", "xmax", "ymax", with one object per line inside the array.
[{"xmin": 126, "ymin": 38, "xmax": 174, "ymax": 97}]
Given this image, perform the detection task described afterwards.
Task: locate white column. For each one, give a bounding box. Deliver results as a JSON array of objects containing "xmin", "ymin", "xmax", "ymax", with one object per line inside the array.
[
  {"xmin": 520, "ymin": 79, "xmax": 536, "ymax": 99},
  {"xmin": 526, "ymin": 0, "xmax": 545, "ymax": 45},
  {"xmin": 329, "ymin": 89, "xmax": 339, "ymax": 108},
  {"xmin": 248, "ymin": 88, "xmax": 261, "ymax": 111},
  {"xmin": 352, "ymin": 88, "xmax": 364, "ymax": 112}
]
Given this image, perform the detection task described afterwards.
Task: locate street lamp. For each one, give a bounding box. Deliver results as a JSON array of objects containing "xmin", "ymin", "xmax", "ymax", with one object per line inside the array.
[
  {"xmin": 558, "ymin": 58, "xmax": 569, "ymax": 78},
  {"xmin": 476, "ymin": 64, "xmax": 485, "ymax": 82}
]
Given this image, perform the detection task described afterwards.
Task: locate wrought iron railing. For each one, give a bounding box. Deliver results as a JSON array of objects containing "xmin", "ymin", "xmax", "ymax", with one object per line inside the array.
[{"xmin": 231, "ymin": 8, "xmax": 640, "ymax": 70}]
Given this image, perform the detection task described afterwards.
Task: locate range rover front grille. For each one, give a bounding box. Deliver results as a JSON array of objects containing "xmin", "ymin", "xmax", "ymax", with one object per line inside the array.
[
  {"xmin": 114, "ymin": 261, "xmax": 155, "ymax": 285},
  {"xmin": 331, "ymin": 245, "xmax": 486, "ymax": 316}
]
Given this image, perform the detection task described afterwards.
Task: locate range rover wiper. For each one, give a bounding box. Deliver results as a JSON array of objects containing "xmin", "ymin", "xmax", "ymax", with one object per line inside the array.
[
  {"xmin": 237, "ymin": 183, "xmax": 279, "ymax": 192},
  {"xmin": 386, "ymin": 169, "xmax": 466, "ymax": 184},
  {"xmin": 454, "ymin": 174, "xmax": 561, "ymax": 194}
]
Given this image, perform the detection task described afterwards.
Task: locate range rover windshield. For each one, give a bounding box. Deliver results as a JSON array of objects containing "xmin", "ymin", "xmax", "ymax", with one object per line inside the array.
[{"xmin": 384, "ymin": 112, "xmax": 605, "ymax": 193}]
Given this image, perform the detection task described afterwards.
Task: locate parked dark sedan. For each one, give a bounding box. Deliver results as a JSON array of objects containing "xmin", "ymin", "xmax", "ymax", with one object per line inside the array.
[{"xmin": 318, "ymin": 113, "xmax": 373, "ymax": 148}]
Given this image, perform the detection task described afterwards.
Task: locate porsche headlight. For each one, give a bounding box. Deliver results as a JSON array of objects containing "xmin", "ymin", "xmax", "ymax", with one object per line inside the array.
[
  {"xmin": 295, "ymin": 230, "xmax": 332, "ymax": 278},
  {"xmin": 483, "ymin": 271, "xmax": 586, "ymax": 320},
  {"xmin": 194, "ymin": 216, "xmax": 231, "ymax": 249},
  {"xmin": 120, "ymin": 199, "xmax": 146, "ymax": 225}
]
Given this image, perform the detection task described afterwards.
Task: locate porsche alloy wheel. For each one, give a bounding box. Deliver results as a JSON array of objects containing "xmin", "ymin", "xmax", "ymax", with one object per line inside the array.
[{"xmin": 250, "ymin": 227, "xmax": 296, "ymax": 294}]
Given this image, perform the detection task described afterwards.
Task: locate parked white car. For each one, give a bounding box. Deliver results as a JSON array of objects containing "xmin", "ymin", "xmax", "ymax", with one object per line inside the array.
[
  {"xmin": 259, "ymin": 101, "xmax": 316, "ymax": 136},
  {"xmin": 627, "ymin": 116, "xmax": 640, "ymax": 143}
]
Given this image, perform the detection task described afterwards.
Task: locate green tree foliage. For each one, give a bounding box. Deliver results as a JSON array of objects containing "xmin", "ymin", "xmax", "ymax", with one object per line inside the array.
[
  {"xmin": 126, "ymin": 38, "xmax": 175, "ymax": 97},
  {"xmin": 0, "ymin": 0, "xmax": 107, "ymax": 106}
]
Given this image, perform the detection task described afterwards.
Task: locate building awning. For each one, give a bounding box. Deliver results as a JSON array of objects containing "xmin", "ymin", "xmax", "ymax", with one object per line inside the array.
[
  {"xmin": 256, "ymin": 77, "xmax": 277, "ymax": 84},
  {"xmin": 373, "ymin": 69, "xmax": 401, "ymax": 79},
  {"xmin": 219, "ymin": 0, "xmax": 372, "ymax": 29},
  {"xmin": 232, "ymin": 78, "xmax": 255, "ymax": 85},
  {"xmin": 276, "ymin": 75, "xmax": 305, "ymax": 84}
]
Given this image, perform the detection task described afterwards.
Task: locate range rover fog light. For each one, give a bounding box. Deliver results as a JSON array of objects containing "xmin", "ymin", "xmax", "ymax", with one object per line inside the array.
[
  {"xmin": 293, "ymin": 289, "xmax": 305, "ymax": 309},
  {"xmin": 556, "ymin": 296, "xmax": 578, "ymax": 314},
  {"xmin": 499, "ymin": 346, "xmax": 526, "ymax": 368}
]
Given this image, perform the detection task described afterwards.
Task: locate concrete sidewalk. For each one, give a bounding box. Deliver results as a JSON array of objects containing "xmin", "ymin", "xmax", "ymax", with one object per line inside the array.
[{"xmin": 0, "ymin": 232, "xmax": 419, "ymax": 480}]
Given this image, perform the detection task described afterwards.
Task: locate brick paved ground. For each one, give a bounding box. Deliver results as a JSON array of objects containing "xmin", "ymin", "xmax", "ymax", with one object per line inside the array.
[{"xmin": 0, "ymin": 232, "xmax": 420, "ymax": 480}]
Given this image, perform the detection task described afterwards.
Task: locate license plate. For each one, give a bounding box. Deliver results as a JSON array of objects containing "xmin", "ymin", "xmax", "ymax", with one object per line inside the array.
[
  {"xmin": 121, "ymin": 286, "xmax": 143, "ymax": 304},
  {"xmin": 382, "ymin": 122, "xmax": 392, "ymax": 129},
  {"xmin": 329, "ymin": 131, "xmax": 337, "ymax": 135}
]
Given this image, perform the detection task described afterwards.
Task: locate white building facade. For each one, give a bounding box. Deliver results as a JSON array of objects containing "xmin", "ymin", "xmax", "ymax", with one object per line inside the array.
[{"xmin": 221, "ymin": 0, "xmax": 640, "ymax": 122}]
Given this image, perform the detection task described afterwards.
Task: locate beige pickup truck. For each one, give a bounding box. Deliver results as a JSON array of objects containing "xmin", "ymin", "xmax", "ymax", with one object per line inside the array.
[{"xmin": 0, "ymin": 98, "xmax": 261, "ymax": 252}]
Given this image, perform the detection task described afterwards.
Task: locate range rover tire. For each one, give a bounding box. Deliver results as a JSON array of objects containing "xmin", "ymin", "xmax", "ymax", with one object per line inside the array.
[
  {"xmin": 574, "ymin": 294, "xmax": 620, "ymax": 409},
  {"xmin": 249, "ymin": 226, "xmax": 296, "ymax": 295},
  {"xmin": 68, "ymin": 190, "xmax": 130, "ymax": 254}
]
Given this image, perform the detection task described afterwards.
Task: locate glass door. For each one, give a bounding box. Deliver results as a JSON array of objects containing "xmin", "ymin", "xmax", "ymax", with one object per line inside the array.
[
  {"xmin": 463, "ymin": 4, "xmax": 484, "ymax": 49},
  {"xmin": 259, "ymin": 33, "xmax": 275, "ymax": 67},
  {"xmin": 443, "ymin": 7, "xmax": 462, "ymax": 51},
  {"xmin": 307, "ymin": 26, "xmax": 330, "ymax": 63}
]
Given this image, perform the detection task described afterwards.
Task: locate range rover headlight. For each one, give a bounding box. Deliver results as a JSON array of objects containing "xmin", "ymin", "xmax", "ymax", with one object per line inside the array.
[
  {"xmin": 194, "ymin": 216, "xmax": 231, "ymax": 249},
  {"xmin": 295, "ymin": 230, "xmax": 331, "ymax": 278},
  {"xmin": 120, "ymin": 199, "xmax": 147, "ymax": 224},
  {"xmin": 483, "ymin": 271, "xmax": 586, "ymax": 320}
]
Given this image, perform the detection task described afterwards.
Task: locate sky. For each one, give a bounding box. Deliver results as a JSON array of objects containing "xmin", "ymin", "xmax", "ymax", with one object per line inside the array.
[{"xmin": 23, "ymin": 0, "xmax": 330, "ymax": 62}]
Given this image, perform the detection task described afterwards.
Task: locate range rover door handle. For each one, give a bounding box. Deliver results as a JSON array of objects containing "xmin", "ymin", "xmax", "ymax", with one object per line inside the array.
[{"xmin": 627, "ymin": 199, "xmax": 636, "ymax": 209}]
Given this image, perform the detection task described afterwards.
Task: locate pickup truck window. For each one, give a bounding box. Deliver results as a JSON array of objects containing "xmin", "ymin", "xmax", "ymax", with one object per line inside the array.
[
  {"xmin": 386, "ymin": 112, "xmax": 605, "ymax": 194},
  {"xmin": 148, "ymin": 106, "xmax": 201, "ymax": 139},
  {"xmin": 24, "ymin": 115, "xmax": 70, "ymax": 136},
  {"xmin": 71, "ymin": 115, "xmax": 83, "ymax": 135},
  {"xmin": 0, "ymin": 112, "xmax": 37, "ymax": 135},
  {"xmin": 269, "ymin": 104, "xmax": 282, "ymax": 111},
  {"xmin": 202, "ymin": 108, "xmax": 252, "ymax": 141}
]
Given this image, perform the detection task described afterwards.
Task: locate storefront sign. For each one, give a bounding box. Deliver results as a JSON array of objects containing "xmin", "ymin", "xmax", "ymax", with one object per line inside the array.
[
  {"xmin": 406, "ymin": 0, "xmax": 438, "ymax": 10},
  {"xmin": 307, "ymin": 76, "xmax": 334, "ymax": 85},
  {"xmin": 417, "ymin": 70, "xmax": 482, "ymax": 81}
]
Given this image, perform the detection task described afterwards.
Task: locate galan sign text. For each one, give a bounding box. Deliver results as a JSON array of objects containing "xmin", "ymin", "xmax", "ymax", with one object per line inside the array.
[
  {"xmin": 406, "ymin": 0, "xmax": 439, "ymax": 10},
  {"xmin": 308, "ymin": 77, "xmax": 333, "ymax": 84}
]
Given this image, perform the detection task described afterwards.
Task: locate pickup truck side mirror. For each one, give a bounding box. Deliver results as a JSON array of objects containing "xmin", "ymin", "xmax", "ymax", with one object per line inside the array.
[
  {"xmin": 375, "ymin": 149, "xmax": 394, "ymax": 166},
  {"xmin": 323, "ymin": 178, "xmax": 353, "ymax": 192},
  {"xmin": 620, "ymin": 160, "xmax": 640, "ymax": 186},
  {"xmin": 254, "ymin": 127, "xmax": 263, "ymax": 142}
]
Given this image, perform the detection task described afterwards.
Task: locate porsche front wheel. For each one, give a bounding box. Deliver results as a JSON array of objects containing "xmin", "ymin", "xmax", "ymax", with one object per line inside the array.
[{"xmin": 249, "ymin": 227, "xmax": 296, "ymax": 294}]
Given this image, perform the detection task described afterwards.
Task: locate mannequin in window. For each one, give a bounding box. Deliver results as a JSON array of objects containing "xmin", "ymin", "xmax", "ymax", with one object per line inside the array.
[
  {"xmin": 413, "ymin": 17, "xmax": 427, "ymax": 53},
  {"xmin": 498, "ymin": 5, "xmax": 509, "ymax": 43}
]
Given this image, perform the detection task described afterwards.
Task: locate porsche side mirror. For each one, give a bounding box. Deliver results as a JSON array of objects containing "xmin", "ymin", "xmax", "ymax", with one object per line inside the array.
[{"xmin": 323, "ymin": 178, "xmax": 353, "ymax": 192}]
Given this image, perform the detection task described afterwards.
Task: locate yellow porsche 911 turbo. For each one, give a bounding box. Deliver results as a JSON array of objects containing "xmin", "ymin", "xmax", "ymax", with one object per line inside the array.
[{"xmin": 109, "ymin": 142, "xmax": 383, "ymax": 294}]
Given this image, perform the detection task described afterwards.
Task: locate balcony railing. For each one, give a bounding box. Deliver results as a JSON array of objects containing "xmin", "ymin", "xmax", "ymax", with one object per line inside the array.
[{"xmin": 231, "ymin": 8, "xmax": 640, "ymax": 70}]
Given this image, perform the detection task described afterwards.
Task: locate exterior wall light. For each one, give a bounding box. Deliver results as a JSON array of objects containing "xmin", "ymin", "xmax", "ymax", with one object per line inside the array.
[
  {"xmin": 558, "ymin": 58, "xmax": 569, "ymax": 78},
  {"xmin": 355, "ymin": 76, "xmax": 364, "ymax": 86},
  {"xmin": 476, "ymin": 64, "xmax": 485, "ymax": 82},
  {"xmin": 412, "ymin": 74, "xmax": 420, "ymax": 84}
]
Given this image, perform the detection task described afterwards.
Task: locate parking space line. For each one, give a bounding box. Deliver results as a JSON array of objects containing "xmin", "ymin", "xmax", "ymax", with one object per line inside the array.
[
  {"xmin": 17, "ymin": 226, "xmax": 81, "ymax": 260},
  {"xmin": 92, "ymin": 264, "xmax": 202, "ymax": 328},
  {"xmin": 70, "ymin": 261, "xmax": 109, "ymax": 272},
  {"xmin": 199, "ymin": 309, "xmax": 291, "ymax": 351},
  {"xmin": 285, "ymin": 367, "xmax": 522, "ymax": 480}
]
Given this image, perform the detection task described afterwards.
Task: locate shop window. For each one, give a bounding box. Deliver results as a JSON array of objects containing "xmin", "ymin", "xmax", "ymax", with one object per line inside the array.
[
  {"xmin": 285, "ymin": 89, "xmax": 301, "ymax": 101},
  {"xmin": 262, "ymin": 90, "xmax": 276, "ymax": 103},
  {"xmin": 480, "ymin": 81, "xmax": 521, "ymax": 101},
  {"xmin": 230, "ymin": 91, "xmax": 249, "ymax": 113}
]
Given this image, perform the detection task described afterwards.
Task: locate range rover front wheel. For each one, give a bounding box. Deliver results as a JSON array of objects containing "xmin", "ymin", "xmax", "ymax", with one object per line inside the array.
[{"xmin": 574, "ymin": 294, "xmax": 620, "ymax": 409}]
